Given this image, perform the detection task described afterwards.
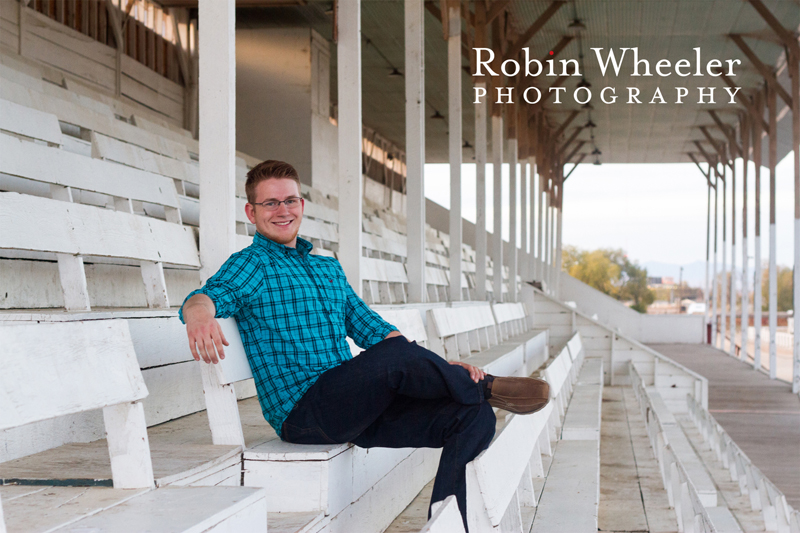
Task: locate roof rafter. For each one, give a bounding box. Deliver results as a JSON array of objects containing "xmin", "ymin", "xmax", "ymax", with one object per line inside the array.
[
  {"xmin": 708, "ymin": 110, "xmax": 742, "ymax": 158},
  {"xmin": 504, "ymin": 1, "xmax": 566, "ymax": 62},
  {"xmin": 729, "ymin": 34, "xmax": 792, "ymax": 106}
]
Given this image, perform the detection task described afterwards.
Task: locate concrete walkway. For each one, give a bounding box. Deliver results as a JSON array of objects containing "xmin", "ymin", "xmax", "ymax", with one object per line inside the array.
[{"xmin": 650, "ymin": 343, "xmax": 800, "ymax": 509}]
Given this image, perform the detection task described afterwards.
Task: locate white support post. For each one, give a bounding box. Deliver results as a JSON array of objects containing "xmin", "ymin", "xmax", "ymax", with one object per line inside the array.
[
  {"xmin": 730, "ymin": 162, "xmax": 737, "ymax": 358},
  {"xmin": 447, "ymin": 1, "xmax": 462, "ymax": 302},
  {"xmin": 768, "ymin": 82, "xmax": 778, "ymax": 379},
  {"xmin": 754, "ymin": 98, "xmax": 764, "ymax": 371},
  {"xmin": 548, "ymin": 193, "xmax": 555, "ymax": 293},
  {"xmin": 720, "ymin": 168, "xmax": 728, "ymax": 351},
  {"xmin": 528, "ymin": 157, "xmax": 537, "ymax": 279},
  {"xmin": 705, "ymin": 179, "xmax": 711, "ymax": 343},
  {"xmin": 337, "ymin": 0, "xmax": 363, "ymax": 293},
  {"xmin": 741, "ymin": 153, "xmax": 750, "ymax": 361},
  {"xmin": 712, "ymin": 170, "xmax": 719, "ymax": 348},
  {"xmin": 556, "ymin": 174, "xmax": 563, "ymax": 297},
  {"xmin": 198, "ymin": 0, "xmax": 243, "ymax": 447},
  {"xmin": 791, "ymin": 53, "xmax": 800, "ymax": 393},
  {"xmin": 537, "ymin": 165, "xmax": 544, "ymax": 283},
  {"xmin": 543, "ymin": 187, "xmax": 550, "ymax": 291},
  {"xmin": 56, "ymin": 254, "xmax": 91, "ymax": 311},
  {"xmin": 102, "ymin": 401, "xmax": 155, "ymax": 489},
  {"xmin": 475, "ymin": 82, "xmax": 488, "ymax": 300},
  {"xmin": 140, "ymin": 261, "xmax": 169, "ymax": 308},
  {"xmin": 492, "ymin": 113, "xmax": 504, "ymax": 299},
  {"xmin": 405, "ymin": 0, "xmax": 425, "ymax": 303},
  {"xmin": 508, "ymin": 137, "xmax": 518, "ymax": 301},
  {"xmin": 520, "ymin": 161, "xmax": 528, "ymax": 281}
]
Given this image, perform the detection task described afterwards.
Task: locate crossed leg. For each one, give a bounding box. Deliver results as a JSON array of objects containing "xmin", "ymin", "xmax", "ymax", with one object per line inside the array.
[{"xmin": 280, "ymin": 336, "xmax": 496, "ymax": 530}]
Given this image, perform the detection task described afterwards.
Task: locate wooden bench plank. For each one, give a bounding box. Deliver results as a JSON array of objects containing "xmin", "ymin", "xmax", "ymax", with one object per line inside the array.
[
  {"xmin": 0, "ymin": 193, "xmax": 199, "ymax": 267},
  {"xmin": 0, "ymin": 98, "xmax": 62, "ymax": 144},
  {"xmin": 561, "ymin": 383, "xmax": 602, "ymax": 441},
  {"xmin": 0, "ymin": 321, "xmax": 146, "ymax": 430},
  {"xmin": 532, "ymin": 439, "xmax": 600, "ymax": 532},
  {"xmin": 1, "ymin": 133, "xmax": 181, "ymax": 209},
  {"xmin": 47, "ymin": 486, "xmax": 266, "ymax": 533}
]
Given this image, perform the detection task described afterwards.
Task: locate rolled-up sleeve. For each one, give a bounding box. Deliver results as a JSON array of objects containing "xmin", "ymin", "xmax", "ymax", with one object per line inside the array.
[
  {"xmin": 179, "ymin": 249, "xmax": 263, "ymax": 323},
  {"xmin": 343, "ymin": 278, "xmax": 397, "ymax": 349}
]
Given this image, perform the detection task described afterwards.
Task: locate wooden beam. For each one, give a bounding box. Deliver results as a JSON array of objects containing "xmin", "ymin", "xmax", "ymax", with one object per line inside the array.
[
  {"xmin": 544, "ymin": 35, "xmax": 573, "ymax": 62},
  {"xmin": 486, "ymin": 0, "xmax": 510, "ymax": 24},
  {"xmin": 745, "ymin": 0, "xmax": 800, "ymax": 57},
  {"xmin": 716, "ymin": 71, "xmax": 770, "ymax": 131},
  {"xmin": 708, "ymin": 110, "xmax": 742, "ymax": 157},
  {"xmin": 504, "ymin": 1, "xmax": 566, "ymax": 62},
  {"xmin": 556, "ymin": 125, "xmax": 584, "ymax": 157},
  {"xmin": 563, "ymin": 154, "xmax": 586, "ymax": 181},
  {"xmin": 699, "ymin": 125, "xmax": 730, "ymax": 166},
  {"xmin": 694, "ymin": 140, "xmax": 720, "ymax": 175},
  {"xmin": 564, "ymin": 140, "xmax": 585, "ymax": 163},
  {"xmin": 552, "ymin": 110, "xmax": 580, "ymax": 140},
  {"xmin": 688, "ymin": 152, "xmax": 714, "ymax": 188},
  {"xmin": 729, "ymin": 34, "xmax": 792, "ymax": 106}
]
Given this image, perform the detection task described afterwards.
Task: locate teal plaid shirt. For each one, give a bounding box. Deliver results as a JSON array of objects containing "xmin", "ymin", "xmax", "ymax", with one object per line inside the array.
[{"xmin": 179, "ymin": 232, "xmax": 396, "ymax": 436}]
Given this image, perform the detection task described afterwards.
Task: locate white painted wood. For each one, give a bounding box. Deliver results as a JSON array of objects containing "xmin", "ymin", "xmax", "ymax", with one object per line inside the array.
[
  {"xmin": 200, "ymin": 363, "xmax": 246, "ymax": 447},
  {"xmin": 467, "ymin": 402, "xmax": 552, "ymax": 529},
  {"xmin": 0, "ymin": 320, "xmax": 147, "ymax": 430},
  {"xmin": 532, "ymin": 439, "xmax": 600, "ymax": 532},
  {"xmin": 0, "ymin": 98, "xmax": 62, "ymax": 144},
  {"xmin": 337, "ymin": 0, "xmax": 363, "ymax": 293},
  {"xmin": 405, "ymin": 0, "xmax": 425, "ymax": 304},
  {"xmin": 375, "ymin": 308, "xmax": 427, "ymax": 344},
  {"xmin": 140, "ymin": 261, "xmax": 170, "ymax": 308},
  {"xmin": 102, "ymin": 401, "xmax": 155, "ymax": 489},
  {"xmin": 0, "ymin": 133, "xmax": 181, "ymax": 209},
  {"xmin": 91, "ymin": 132, "xmax": 199, "ymax": 184},
  {"xmin": 0, "ymin": 494, "xmax": 5, "ymax": 533},
  {"xmin": 561, "ymin": 383, "xmax": 602, "ymax": 441},
  {"xmin": 49, "ymin": 183, "xmax": 74, "ymax": 202},
  {"xmin": 0, "ymin": 193, "xmax": 200, "ymax": 267},
  {"xmin": 421, "ymin": 495, "xmax": 465, "ymax": 533},
  {"xmin": 56, "ymin": 253, "xmax": 91, "ymax": 311},
  {"xmin": 214, "ymin": 318, "xmax": 253, "ymax": 384},
  {"xmin": 46, "ymin": 486, "xmax": 267, "ymax": 533},
  {"xmin": 492, "ymin": 114, "xmax": 504, "ymax": 298}
]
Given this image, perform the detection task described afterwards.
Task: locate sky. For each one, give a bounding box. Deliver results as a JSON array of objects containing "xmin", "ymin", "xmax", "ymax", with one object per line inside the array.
[{"xmin": 423, "ymin": 151, "xmax": 797, "ymax": 287}]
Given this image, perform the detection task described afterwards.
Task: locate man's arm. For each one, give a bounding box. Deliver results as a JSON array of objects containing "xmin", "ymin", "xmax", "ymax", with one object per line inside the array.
[
  {"xmin": 179, "ymin": 249, "xmax": 261, "ymax": 365},
  {"xmin": 183, "ymin": 294, "xmax": 229, "ymax": 364}
]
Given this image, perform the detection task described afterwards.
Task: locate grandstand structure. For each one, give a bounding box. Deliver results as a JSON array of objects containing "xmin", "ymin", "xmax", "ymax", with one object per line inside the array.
[{"xmin": 1, "ymin": 0, "xmax": 800, "ymax": 532}]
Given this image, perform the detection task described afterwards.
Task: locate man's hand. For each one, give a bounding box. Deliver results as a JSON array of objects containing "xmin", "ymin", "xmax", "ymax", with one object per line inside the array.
[
  {"xmin": 183, "ymin": 294, "xmax": 229, "ymax": 364},
  {"xmin": 449, "ymin": 361, "xmax": 487, "ymax": 383},
  {"xmin": 384, "ymin": 330, "xmax": 404, "ymax": 340}
]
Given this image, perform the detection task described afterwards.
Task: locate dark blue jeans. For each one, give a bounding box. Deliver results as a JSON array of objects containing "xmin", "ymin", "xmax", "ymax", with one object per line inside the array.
[{"xmin": 281, "ymin": 335, "xmax": 496, "ymax": 530}]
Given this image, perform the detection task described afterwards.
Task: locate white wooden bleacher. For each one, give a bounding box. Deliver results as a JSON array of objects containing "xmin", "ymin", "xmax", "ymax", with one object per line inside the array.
[
  {"xmin": 0, "ymin": 320, "xmax": 267, "ymax": 533},
  {"xmin": 687, "ymin": 395, "xmax": 799, "ymax": 533},
  {"xmin": 630, "ymin": 364, "xmax": 743, "ymax": 532},
  {"xmin": 208, "ymin": 308, "xmax": 442, "ymax": 533}
]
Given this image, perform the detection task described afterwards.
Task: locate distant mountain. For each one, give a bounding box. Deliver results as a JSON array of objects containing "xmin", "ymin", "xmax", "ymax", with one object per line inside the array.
[{"xmin": 642, "ymin": 260, "xmax": 709, "ymax": 289}]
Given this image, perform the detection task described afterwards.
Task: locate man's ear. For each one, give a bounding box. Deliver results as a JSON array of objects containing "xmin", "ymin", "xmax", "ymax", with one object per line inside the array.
[{"xmin": 245, "ymin": 202, "xmax": 256, "ymax": 224}]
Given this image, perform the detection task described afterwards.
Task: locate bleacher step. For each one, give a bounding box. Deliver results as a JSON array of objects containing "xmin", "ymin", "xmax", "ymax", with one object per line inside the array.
[{"xmin": 532, "ymin": 439, "xmax": 600, "ymax": 532}]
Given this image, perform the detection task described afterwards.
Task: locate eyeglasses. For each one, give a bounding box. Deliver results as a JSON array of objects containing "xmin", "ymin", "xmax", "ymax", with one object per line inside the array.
[{"xmin": 251, "ymin": 197, "xmax": 304, "ymax": 211}]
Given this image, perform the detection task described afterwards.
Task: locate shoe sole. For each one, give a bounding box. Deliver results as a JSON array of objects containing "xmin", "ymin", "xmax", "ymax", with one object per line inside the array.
[{"xmin": 488, "ymin": 396, "xmax": 550, "ymax": 414}]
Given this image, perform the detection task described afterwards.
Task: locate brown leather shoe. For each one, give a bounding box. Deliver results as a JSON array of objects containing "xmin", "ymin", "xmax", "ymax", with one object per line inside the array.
[{"xmin": 486, "ymin": 375, "xmax": 550, "ymax": 414}]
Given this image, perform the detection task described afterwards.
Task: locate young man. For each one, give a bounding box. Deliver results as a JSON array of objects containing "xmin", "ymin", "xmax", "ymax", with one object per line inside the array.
[{"xmin": 180, "ymin": 160, "xmax": 549, "ymax": 530}]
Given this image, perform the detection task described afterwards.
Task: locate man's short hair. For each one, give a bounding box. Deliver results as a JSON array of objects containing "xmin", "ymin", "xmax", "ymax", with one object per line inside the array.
[{"xmin": 245, "ymin": 160, "xmax": 301, "ymax": 203}]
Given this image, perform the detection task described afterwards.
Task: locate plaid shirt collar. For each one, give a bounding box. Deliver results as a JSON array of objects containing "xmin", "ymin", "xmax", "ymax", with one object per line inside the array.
[{"xmin": 252, "ymin": 231, "xmax": 313, "ymax": 257}]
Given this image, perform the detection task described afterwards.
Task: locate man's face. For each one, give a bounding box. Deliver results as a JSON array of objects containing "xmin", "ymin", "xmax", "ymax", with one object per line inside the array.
[{"xmin": 245, "ymin": 178, "xmax": 304, "ymax": 248}]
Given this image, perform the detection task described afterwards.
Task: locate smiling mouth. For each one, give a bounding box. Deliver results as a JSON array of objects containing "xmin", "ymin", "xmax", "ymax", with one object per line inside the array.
[{"xmin": 273, "ymin": 220, "xmax": 294, "ymax": 227}]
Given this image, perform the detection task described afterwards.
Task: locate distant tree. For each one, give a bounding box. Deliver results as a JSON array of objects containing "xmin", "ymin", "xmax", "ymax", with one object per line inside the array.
[
  {"xmin": 761, "ymin": 265, "xmax": 793, "ymax": 312},
  {"xmin": 563, "ymin": 246, "xmax": 655, "ymax": 313}
]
